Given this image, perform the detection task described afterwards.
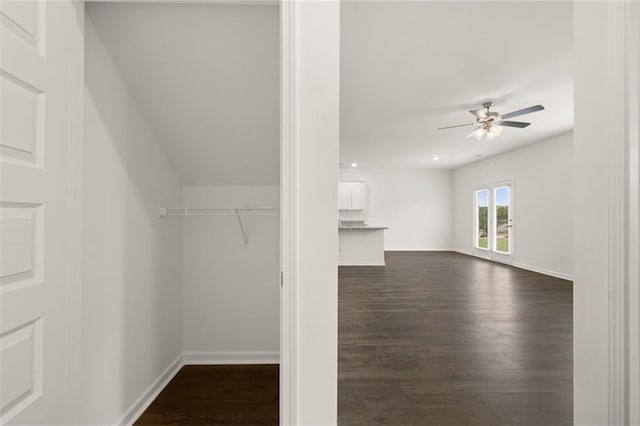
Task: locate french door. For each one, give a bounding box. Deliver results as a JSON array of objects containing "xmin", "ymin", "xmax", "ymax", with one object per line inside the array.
[{"xmin": 474, "ymin": 182, "xmax": 513, "ymax": 264}]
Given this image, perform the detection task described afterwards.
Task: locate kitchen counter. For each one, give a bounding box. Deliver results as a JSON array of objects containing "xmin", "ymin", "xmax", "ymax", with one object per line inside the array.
[{"xmin": 338, "ymin": 226, "xmax": 387, "ymax": 266}]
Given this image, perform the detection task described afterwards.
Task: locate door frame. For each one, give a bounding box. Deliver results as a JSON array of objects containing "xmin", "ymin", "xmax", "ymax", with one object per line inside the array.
[
  {"xmin": 606, "ymin": 1, "xmax": 640, "ymax": 422},
  {"xmin": 66, "ymin": 0, "xmax": 638, "ymax": 424},
  {"xmin": 574, "ymin": 0, "xmax": 639, "ymax": 423},
  {"xmin": 67, "ymin": 2, "xmax": 86, "ymax": 423},
  {"xmin": 489, "ymin": 180, "xmax": 514, "ymax": 265},
  {"xmin": 279, "ymin": 0, "xmax": 297, "ymax": 423},
  {"xmin": 471, "ymin": 178, "xmax": 515, "ymax": 265}
]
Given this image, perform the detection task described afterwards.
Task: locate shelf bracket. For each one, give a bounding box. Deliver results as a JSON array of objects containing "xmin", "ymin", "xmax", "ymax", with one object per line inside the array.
[{"xmin": 235, "ymin": 209, "xmax": 249, "ymax": 247}]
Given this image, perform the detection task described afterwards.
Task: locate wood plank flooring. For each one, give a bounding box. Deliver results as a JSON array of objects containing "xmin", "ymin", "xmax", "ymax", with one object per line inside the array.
[
  {"xmin": 135, "ymin": 251, "xmax": 572, "ymax": 425},
  {"xmin": 339, "ymin": 251, "xmax": 573, "ymax": 425},
  {"xmin": 135, "ymin": 365, "xmax": 278, "ymax": 425}
]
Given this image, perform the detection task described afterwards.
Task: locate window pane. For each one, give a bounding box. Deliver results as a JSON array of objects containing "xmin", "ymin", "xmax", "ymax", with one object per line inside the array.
[
  {"xmin": 476, "ymin": 190, "xmax": 489, "ymax": 249},
  {"xmin": 494, "ymin": 186, "xmax": 510, "ymax": 253}
]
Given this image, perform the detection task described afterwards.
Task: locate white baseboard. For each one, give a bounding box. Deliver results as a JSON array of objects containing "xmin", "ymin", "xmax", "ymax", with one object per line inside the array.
[
  {"xmin": 513, "ymin": 262, "xmax": 573, "ymax": 281},
  {"xmin": 117, "ymin": 353, "xmax": 183, "ymax": 426},
  {"xmin": 452, "ymin": 248, "xmax": 473, "ymax": 256},
  {"xmin": 453, "ymin": 249, "xmax": 573, "ymax": 281},
  {"xmin": 117, "ymin": 350, "xmax": 280, "ymax": 425},
  {"xmin": 338, "ymin": 261, "xmax": 385, "ymax": 266},
  {"xmin": 183, "ymin": 351, "xmax": 280, "ymax": 365},
  {"xmin": 384, "ymin": 248, "xmax": 453, "ymax": 252}
]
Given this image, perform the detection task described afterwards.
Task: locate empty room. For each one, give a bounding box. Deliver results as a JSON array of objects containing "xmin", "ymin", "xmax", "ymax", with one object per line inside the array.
[
  {"xmin": 338, "ymin": 2, "xmax": 573, "ymax": 424},
  {"xmin": 0, "ymin": 0, "xmax": 637, "ymax": 425}
]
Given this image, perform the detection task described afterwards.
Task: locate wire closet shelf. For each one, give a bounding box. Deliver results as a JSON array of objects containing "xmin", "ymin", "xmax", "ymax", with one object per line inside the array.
[{"xmin": 159, "ymin": 207, "xmax": 279, "ymax": 248}]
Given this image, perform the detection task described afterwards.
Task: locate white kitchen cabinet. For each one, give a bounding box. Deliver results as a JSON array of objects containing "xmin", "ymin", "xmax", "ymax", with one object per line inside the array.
[
  {"xmin": 338, "ymin": 181, "xmax": 367, "ymax": 211},
  {"xmin": 350, "ymin": 182, "xmax": 366, "ymax": 210},
  {"xmin": 338, "ymin": 182, "xmax": 352, "ymax": 210}
]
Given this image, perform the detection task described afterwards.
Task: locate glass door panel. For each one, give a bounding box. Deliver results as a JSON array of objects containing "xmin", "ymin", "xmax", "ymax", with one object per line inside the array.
[
  {"xmin": 493, "ymin": 186, "xmax": 511, "ymax": 254},
  {"xmin": 475, "ymin": 189, "xmax": 489, "ymax": 250}
]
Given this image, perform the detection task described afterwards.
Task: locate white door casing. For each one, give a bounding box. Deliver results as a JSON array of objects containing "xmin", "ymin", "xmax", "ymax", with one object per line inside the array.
[
  {"xmin": 574, "ymin": 1, "xmax": 639, "ymax": 423},
  {"xmin": 0, "ymin": 1, "xmax": 83, "ymax": 424}
]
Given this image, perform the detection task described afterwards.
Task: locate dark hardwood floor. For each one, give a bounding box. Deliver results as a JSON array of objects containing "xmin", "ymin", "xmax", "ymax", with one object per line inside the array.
[
  {"xmin": 135, "ymin": 365, "xmax": 278, "ymax": 425},
  {"xmin": 135, "ymin": 251, "xmax": 572, "ymax": 425},
  {"xmin": 339, "ymin": 251, "xmax": 573, "ymax": 425}
]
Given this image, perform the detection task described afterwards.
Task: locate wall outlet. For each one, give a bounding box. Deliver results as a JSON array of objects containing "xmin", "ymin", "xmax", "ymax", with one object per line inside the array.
[{"xmin": 559, "ymin": 255, "xmax": 565, "ymax": 263}]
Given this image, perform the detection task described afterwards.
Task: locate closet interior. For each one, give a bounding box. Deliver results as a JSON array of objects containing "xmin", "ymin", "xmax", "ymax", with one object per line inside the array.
[{"xmin": 82, "ymin": 2, "xmax": 280, "ymax": 424}]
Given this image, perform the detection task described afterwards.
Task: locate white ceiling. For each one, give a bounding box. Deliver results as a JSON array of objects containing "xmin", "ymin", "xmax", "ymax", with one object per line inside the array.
[
  {"xmin": 87, "ymin": 3, "xmax": 279, "ymax": 185},
  {"xmin": 88, "ymin": 1, "xmax": 572, "ymax": 182},
  {"xmin": 340, "ymin": 1, "xmax": 573, "ymax": 169}
]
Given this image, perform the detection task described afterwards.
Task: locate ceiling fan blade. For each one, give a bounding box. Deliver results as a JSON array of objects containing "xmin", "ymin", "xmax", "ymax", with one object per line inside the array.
[
  {"xmin": 467, "ymin": 128, "xmax": 485, "ymax": 139},
  {"xmin": 501, "ymin": 105, "xmax": 544, "ymax": 119},
  {"xmin": 469, "ymin": 109, "xmax": 487, "ymax": 119},
  {"xmin": 438, "ymin": 123, "xmax": 476, "ymax": 130},
  {"xmin": 499, "ymin": 120, "xmax": 531, "ymax": 128}
]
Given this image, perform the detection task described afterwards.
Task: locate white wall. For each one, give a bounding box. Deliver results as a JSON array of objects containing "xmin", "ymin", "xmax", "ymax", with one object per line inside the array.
[
  {"xmin": 181, "ymin": 186, "xmax": 279, "ymax": 359},
  {"xmin": 340, "ymin": 168, "xmax": 453, "ymax": 250},
  {"xmin": 453, "ymin": 131, "xmax": 573, "ymax": 279},
  {"xmin": 82, "ymin": 17, "xmax": 183, "ymax": 424}
]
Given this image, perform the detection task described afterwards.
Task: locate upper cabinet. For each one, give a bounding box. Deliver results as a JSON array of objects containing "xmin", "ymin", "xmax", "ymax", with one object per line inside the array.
[
  {"xmin": 338, "ymin": 182, "xmax": 352, "ymax": 210},
  {"xmin": 350, "ymin": 182, "xmax": 366, "ymax": 210},
  {"xmin": 339, "ymin": 181, "xmax": 367, "ymax": 211}
]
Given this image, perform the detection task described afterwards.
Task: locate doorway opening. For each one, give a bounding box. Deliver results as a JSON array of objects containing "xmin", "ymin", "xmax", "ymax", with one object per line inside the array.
[
  {"xmin": 338, "ymin": 1, "xmax": 573, "ymax": 424},
  {"xmin": 82, "ymin": 2, "xmax": 280, "ymax": 424},
  {"xmin": 475, "ymin": 182, "xmax": 513, "ymax": 264}
]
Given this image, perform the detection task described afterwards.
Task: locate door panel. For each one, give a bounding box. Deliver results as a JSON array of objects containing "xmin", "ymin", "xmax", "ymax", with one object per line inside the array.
[
  {"xmin": 1, "ymin": 1, "xmax": 80, "ymax": 423},
  {"xmin": 490, "ymin": 183, "xmax": 513, "ymax": 264},
  {"xmin": 473, "ymin": 183, "xmax": 513, "ymax": 264},
  {"xmin": 475, "ymin": 189, "xmax": 489, "ymax": 250}
]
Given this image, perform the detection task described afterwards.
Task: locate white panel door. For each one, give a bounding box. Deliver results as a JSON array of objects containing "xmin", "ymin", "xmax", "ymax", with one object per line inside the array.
[
  {"xmin": 1, "ymin": 1, "xmax": 81, "ymax": 423},
  {"xmin": 338, "ymin": 182, "xmax": 351, "ymax": 210},
  {"xmin": 350, "ymin": 182, "xmax": 366, "ymax": 211}
]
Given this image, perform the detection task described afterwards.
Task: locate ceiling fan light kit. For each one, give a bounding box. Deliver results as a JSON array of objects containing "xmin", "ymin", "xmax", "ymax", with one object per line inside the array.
[{"xmin": 439, "ymin": 101, "xmax": 545, "ymax": 140}]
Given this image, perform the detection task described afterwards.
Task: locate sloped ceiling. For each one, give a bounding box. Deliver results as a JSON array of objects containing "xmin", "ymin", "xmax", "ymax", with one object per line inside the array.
[
  {"xmin": 88, "ymin": 3, "xmax": 279, "ymax": 185},
  {"xmin": 340, "ymin": 1, "xmax": 573, "ymax": 169},
  {"xmin": 89, "ymin": 1, "xmax": 572, "ymax": 179}
]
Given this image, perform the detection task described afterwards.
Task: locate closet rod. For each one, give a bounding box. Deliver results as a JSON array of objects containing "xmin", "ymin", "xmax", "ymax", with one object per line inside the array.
[
  {"xmin": 159, "ymin": 207, "xmax": 279, "ymax": 217},
  {"xmin": 159, "ymin": 207, "xmax": 278, "ymax": 247}
]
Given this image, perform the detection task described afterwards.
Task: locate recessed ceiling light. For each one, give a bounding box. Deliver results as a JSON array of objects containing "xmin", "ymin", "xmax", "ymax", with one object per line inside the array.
[
  {"xmin": 351, "ymin": 162, "xmax": 358, "ymax": 168},
  {"xmin": 432, "ymin": 156, "xmax": 440, "ymax": 161}
]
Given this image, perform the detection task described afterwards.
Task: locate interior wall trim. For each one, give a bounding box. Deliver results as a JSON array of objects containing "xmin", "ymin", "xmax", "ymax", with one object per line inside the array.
[
  {"xmin": 512, "ymin": 262, "xmax": 574, "ymax": 282},
  {"xmin": 183, "ymin": 351, "xmax": 280, "ymax": 365},
  {"xmin": 605, "ymin": 2, "xmax": 637, "ymax": 424},
  {"xmin": 118, "ymin": 351, "xmax": 281, "ymax": 425},
  {"xmin": 280, "ymin": 0, "xmax": 298, "ymax": 424},
  {"xmin": 117, "ymin": 354, "xmax": 183, "ymax": 426},
  {"xmin": 626, "ymin": 3, "xmax": 640, "ymax": 424},
  {"xmin": 452, "ymin": 249, "xmax": 573, "ymax": 281},
  {"xmin": 69, "ymin": 2, "xmax": 86, "ymax": 423},
  {"xmin": 384, "ymin": 248, "xmax": 455, "ymax": 252},
  {"xmin": 339, "ymin": 261, "xmax": 386, "ymax": 267}
]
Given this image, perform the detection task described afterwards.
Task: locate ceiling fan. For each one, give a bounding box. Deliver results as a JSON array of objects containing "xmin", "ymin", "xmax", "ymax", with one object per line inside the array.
[{"xmin": 438, "ymin": 101, "xmax": 545, "ymax": 140}]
